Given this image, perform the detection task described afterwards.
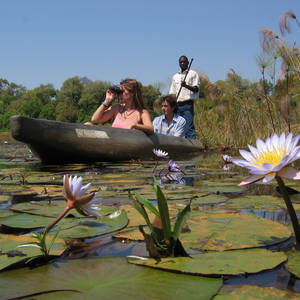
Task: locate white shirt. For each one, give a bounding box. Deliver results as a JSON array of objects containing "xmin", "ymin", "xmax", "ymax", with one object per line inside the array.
[{"xmin": 169, "ymin": 69, "xmax": 200, "ymax": 102}]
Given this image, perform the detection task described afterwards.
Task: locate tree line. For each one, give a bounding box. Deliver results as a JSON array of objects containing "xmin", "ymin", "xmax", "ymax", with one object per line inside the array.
[{"xmin": 0, "ymin": 77, "xmax": 162, "ymax": 130}]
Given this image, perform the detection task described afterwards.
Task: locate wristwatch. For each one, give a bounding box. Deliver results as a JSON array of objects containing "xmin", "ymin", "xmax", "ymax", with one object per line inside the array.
[{"xmin": 102, "ymin": 100, "xmax": 110, "ymax": 107}]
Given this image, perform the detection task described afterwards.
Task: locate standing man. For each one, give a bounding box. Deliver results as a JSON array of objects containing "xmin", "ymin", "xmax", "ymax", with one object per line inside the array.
[{"xmin": 169, "ymin": 55, "xmax": 200, "ymax": 139}]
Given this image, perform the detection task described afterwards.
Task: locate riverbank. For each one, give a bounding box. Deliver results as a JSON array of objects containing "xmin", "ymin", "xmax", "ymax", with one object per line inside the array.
[{"xmin": 0, "ymin": 130, "xmax": 20, "ymax": 143}]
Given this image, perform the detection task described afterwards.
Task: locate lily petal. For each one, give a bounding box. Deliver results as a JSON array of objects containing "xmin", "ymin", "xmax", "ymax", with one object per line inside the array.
[
  {"xmin": 278, "ymin": 166, "xmax": 300, "ymax": 180},
  {"xmin": 238, "ymin": 174, "xmax": 263, "ymax": 186}
]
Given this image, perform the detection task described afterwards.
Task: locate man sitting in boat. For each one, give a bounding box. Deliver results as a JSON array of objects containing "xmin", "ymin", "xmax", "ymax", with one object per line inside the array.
[
  {"xmin": 153, "ymin": 94, "xmax": 186, "ymax": 137},
  {"xmin": 85, "ymin": 79, "xmax": 154, "ymax": 135}
]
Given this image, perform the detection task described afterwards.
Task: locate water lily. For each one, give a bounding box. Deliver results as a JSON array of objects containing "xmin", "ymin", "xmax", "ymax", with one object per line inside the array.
[
  {"xmin": 231, "ymin": 132, "xmax": 300, "ymax": 245},
  {"xmin": 153, "ymin": 148, "xmax": 168, "ymax": 158},
  {"xmin": 152, "ymin": 149, "xmax": 168, "ymax": 173},
  {"xmin": 222, "ymin": 154, "xmax": 234, "ymax": 171},
  {"xmin": 231, "ymin": 132, "xmax": 300, "ymax": 186},
  {"xmin": 46, "ymin": 174, "xmax": 101, "ymax": 231},
  {"xmin": 168, "ymin": 160, "xmax": 184, "ymax": 173}
]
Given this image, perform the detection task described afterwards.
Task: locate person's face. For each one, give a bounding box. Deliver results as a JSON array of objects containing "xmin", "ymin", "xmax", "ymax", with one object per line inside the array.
[
  {"xmin": 162, "ymin": 100, "xmax": 174, "ymax": 116},
  {"xmin": 120, "ymin": 86, "xmax": 133, "ymax": 104},
  {"xmin": 179, "ymin": 57, "xmax": 189, "ymax": 71}
]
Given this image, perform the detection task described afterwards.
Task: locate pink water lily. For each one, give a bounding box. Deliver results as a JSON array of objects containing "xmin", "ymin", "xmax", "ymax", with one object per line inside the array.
[{"xmin": 231, "ymin": 132, "xmax": 300, "ymax": 186}]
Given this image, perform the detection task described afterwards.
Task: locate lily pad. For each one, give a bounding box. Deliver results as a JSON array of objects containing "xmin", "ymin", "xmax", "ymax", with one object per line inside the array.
[
  {"xmin": 1, "ymin": 210, "xmax": 129, "ymax": 239},
  {"xmin": 284, "ymin": 248, "xmax": 300, "ymax": 278},
  {"xmin": 0, "ymin": 233, "xmax": 66, "ymax": 270},
  {"xmin": 214, "ymin": 284, "xmax": 300, "ymax": 299},
  {"xmin": 192, "ymin": 194, "xmax": 229, "ymax": 206},
  {"xmin": 128, "ymin": 248, "xmax": 286, "ymax": 276},
  {"xmin": 57, "ymin": 210, "xmax": 129, "ymax": 239},
  {"xmin": 224, "ymin": 195, "xmax": 284, "ymax": 212},
  {"xmin": 0, "ymin": 257, "xmax": 223, "ymax": 300},
  {"xmin": 183, "ymin": 211, "xmax": 292, "ymax": 251},
  {"xmin": 116, "ymin": 211, "xmax": 292, "ymax": 252},
  {"xmin": 0, "ymin": 194, "xmax": 10, "ymax": 203},
  {"xmin": 10, "ymin": 200, "xmax": 115, "ymax": 218},
  {"xmin": 1, "ymin": 213, "xmax": 58, "ymax": 230}
]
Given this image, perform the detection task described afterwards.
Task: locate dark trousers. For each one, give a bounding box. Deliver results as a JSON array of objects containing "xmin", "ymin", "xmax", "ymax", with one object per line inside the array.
[{"xmin": 178, "ymin": 100, "xmax": 196, "ymax": 139}]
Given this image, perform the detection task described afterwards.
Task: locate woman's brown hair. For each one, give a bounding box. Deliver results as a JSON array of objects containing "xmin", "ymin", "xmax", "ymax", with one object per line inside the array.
[{"xmin": 120, "ymin": 79, "xmax": 145, "ymax": 110}]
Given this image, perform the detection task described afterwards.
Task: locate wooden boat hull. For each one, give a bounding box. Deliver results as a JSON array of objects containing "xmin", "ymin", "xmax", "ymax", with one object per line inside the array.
[{"xmin": 10, "ymin": 115, "xmax": 203, "ymax": 164}]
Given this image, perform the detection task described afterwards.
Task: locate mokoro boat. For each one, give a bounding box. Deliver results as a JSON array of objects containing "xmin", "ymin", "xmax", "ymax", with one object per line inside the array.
[{"xmin": 10, "ymin": 115, "xmax": 204, "ymax": 164}]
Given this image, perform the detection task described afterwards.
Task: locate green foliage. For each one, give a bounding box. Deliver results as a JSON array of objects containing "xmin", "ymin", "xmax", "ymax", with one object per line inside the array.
[
  {"xmin": 0, "ymin": 76, "xmax": 162, "ymax": 129},
  {"xmin": 17, "ymin": 229, "xmax": 59, "ymax": 257},
  {"xmin": 129, "ymin": 176, "xmax": 191, "ymax": 258}
]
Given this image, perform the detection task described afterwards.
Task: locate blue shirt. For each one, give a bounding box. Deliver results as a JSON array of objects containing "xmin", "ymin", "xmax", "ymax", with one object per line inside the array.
[{"xmin": 153, "ymin": 114, "xmax": 186, "ymax": 137}]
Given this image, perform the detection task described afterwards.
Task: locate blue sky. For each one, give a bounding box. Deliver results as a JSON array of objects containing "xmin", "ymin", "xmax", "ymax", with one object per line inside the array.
[{"xmin": 1, "ymin": 1, "xmax": 300, "ymax": 91}]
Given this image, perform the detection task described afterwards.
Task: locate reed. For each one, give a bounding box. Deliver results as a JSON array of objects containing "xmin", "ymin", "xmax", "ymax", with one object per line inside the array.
[{"xmin": 194, "ymin": 73, "xmax": 300, "ymax": 148}]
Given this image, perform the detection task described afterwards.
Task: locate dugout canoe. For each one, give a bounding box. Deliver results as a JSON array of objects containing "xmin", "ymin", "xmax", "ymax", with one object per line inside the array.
[{"xmin": 10, "ymin": 115, "xmax": 204, "ymax": 164}]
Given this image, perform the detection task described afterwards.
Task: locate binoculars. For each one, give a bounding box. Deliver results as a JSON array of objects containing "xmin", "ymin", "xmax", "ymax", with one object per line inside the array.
[{"xmin": 109, "ymin": 85, "xmax": 123, "ymax": 95}]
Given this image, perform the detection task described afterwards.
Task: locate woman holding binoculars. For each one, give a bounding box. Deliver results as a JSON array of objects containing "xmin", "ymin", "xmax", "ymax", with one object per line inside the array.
[{"xmin": 85, "ymin": 79, "xmax": 153, "ymax": 135}]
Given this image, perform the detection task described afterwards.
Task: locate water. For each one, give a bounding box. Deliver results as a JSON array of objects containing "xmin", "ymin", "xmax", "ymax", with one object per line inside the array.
[{"xmin": 1, "ymin": 141, "xmax": 300, "ymax": 293}]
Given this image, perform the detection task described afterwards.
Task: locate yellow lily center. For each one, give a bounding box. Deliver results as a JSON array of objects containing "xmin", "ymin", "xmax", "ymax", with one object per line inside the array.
[{"xmin": 252, "ymin": 146, "xmax": 286, "ymax": 168}]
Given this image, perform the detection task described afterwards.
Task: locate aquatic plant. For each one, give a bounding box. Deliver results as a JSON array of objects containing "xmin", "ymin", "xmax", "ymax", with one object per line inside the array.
[
  {"xmin": 279, "ymin": 11, "xmax": 300, "ymax": 35},
  {"xmin": 158, "ymin": 160, "xmax": 185, "ymax": 182},
  {"xmin": 129, "ymin": 177, "xmax": 190, "ymax": 258},
  {"xmin": 231, "ymin": 132, "xmax": 300, "ymax": 244},
  {"xmin": 152, "ymin": 148, "xmax": 168, "ymax": 172},
  {"xmin": 18, "ymin": 229, "xmax": 59, "ymax": 258},
  {"xmin": 153, "ymin": 149, "xmax": 168, "ymax": 158},
  {"xmin": 45, "ymin": 174, "xmax": 101, "ymax": 232},
  {"xmin": 222, "ymin": 154, "xmax": 234, "ymax": 171}
]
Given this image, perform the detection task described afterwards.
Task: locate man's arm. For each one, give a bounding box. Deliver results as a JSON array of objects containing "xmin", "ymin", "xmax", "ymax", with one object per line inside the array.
[{"xmin": 181, "ymin": 81, "xmax": 199, "ymax": 93}]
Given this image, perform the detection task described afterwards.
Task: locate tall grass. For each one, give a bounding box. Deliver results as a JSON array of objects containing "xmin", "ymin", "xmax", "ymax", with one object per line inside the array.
[{"xmin": 194, "ymin": 75, "xmax": 300, "ymax": 149}]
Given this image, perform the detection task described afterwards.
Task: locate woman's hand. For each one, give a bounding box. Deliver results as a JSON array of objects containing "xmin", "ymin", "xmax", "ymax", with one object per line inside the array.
[{"xmin": 104, "ymin": 90, "xmax": 116, "ymax": 106}]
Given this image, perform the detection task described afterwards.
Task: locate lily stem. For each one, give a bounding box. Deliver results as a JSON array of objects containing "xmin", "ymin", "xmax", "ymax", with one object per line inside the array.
[
  {"xmin": 45, "ymin": 206, "xmax": 71, "ymax": 232},
  {"xmin": 276, "ymin": 176, "xmax": 300, "ymax": 245}
]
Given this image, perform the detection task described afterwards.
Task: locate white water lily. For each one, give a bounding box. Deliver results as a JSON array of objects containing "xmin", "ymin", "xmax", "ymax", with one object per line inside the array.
[
  {"xmin": 153, "ymin": 148, "xmax": 168, "ymax": 158},
  {"xmin": 222, "ymin": 154, "xmax": 234, "ymax": 171},
  {"xmin": 45, "ymin": 174, "xmax": 101, "ymax": 232},
  {"xmin": 62, "ymin": 175, "xmax": 101, "ymax": 218},
  {"xmin": 231, "ymin": 132, "xmax": 300, "ymax": 186}
]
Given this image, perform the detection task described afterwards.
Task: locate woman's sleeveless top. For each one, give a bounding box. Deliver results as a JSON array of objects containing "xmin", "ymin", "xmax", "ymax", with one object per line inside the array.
[{"xmin": 112, "ymin": 106, "xmax": 140, "ymax": 129}]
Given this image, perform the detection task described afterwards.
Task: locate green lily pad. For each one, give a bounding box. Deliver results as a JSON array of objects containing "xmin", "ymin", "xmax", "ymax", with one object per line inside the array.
[
  {"xmin": 116, "ymin": 211, "xmax": 292, "ymax": 252},
  {"xmin": 57, "ymin": 210, "xmax": 128, "ymax": 239},
  {"xmin": 0, "ymin": 209, "xmax": 15, "ymax": 218},
  {"xmin": 284, "ymin": 248, "xmax": 300, "ymax": 278},
  {"xmin": 0, "ymin": 257, "xmax": 222, "ymax": 300},
  {"xmin": 1, "ymin": 213, "xmax": 58, "ymax": 230},
  {"xmin": 0, "ymin": 194, "xmax": 10, "ymax": 203},
  {"xmin": 197, "ymin": 182, "xmax": 243, "ymax": 194},
  {"xmin": 192, "ymin": 194, "xmax": 229, "ymax": 206},
  {"xmin": 1, "ymin": 210, "xmax": 128, "ymax": 239},
  {"xmin": 183, "ymin": 211, "xmax": 292, "ymax": 251},
  {"xmin": 214, "ymin": 284, "xmax": 300, "ymax": 299},
  {"xmin": 128, "ymin": 248, "xmax": 286, "ymax": 276},
  {"xmin": 10, "ymin": 200, "xmax": 115, "ymax": 218},
  {"xmin": 224, "ymin": 195, "xmax": 284, "ymax": 211},
  {"xmin": 0, "ymin": 233, "xmax": 66, "ymax": 270}
]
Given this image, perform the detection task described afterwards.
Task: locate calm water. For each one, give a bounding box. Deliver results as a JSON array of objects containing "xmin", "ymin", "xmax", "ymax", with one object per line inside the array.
[{"xmin": 1, "ymin": 141, "xmax": 300, "ymax": 293}]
